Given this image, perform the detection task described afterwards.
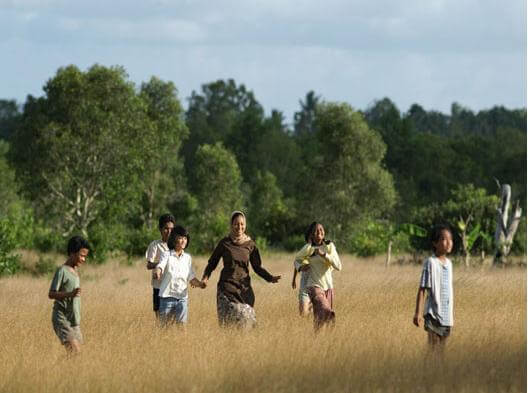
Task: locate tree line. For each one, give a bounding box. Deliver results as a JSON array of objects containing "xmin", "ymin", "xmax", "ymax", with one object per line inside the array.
[{"xmin": 0, "ymin": 64, "xmax": 525, "ymax": 270}]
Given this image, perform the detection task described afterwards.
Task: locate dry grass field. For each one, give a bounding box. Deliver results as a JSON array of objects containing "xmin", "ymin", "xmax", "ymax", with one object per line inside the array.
[{"xmin": 0, "ymin": 252, "xmax": 525, "ymax": 393}]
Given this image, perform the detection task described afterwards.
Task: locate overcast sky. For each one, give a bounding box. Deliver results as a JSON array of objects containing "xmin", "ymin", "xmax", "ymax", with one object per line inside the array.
[{"xmin": 1, "ymin": 0, "xmax": 526, "ymax": 123}]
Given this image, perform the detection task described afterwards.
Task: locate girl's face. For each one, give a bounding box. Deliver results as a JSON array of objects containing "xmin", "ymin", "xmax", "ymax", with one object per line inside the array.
[
  {"xmin": 160, "ymin": 221, "xmax": 174, "ymax": 242},
  {"xmin": 433, "ymin": 229, "xmax": 453, "ymax": 257},
  {"xmin": 312, "ymin": 224, "xmax": 325, "ymax": 245},
  {"xmin": 231, "ymin": 215, "xmax": 246, "ymax": 237},
  {"xmin": 174, "ymin": 235, "xmax": 188, "ymax": 252}
]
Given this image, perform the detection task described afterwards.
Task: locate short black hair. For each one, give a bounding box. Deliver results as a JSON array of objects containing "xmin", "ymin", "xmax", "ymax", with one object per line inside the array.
[
  {"xmin": 158, "ymin": 214, "xmax": 176, "ymax": 230},
  {"xmin": 67, "ymin": 236, "xmax": 90, "ymax": 256},
  {"xmin": 167, "ymin": 225, "xmax": 190, "ymax": 250},
  {"xmin": 430, "ymin": 224, "xmax": 453, "ymax": 250}
]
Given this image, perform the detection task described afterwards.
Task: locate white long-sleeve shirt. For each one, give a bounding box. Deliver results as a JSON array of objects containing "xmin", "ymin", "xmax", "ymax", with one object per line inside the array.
[
  {"xmin": 294, "ymin": 242, "xmax": 341, "ymax": 290},
  {"xmin": 157, "ymin": 250, "xmax": 196, "ymax": 299}
]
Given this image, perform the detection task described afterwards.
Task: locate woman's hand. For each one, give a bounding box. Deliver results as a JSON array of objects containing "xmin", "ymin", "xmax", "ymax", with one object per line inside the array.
[
  {"xmin": 299, "ymin": 264, "xmax": 311, "ymax": 272},
  {"xmin": 153, "ymin": 268, "xmax": 162, "ymax": 280},
  {"xmin": 291, "ymin": 279, "xmax": 296, "ymax": 289},
  {"xmin": 270, "ymin": 275, "xmax": 281, "ymax": 283},
  {"xmin": 191, "ymin": 278, "xmax": 206, "ymax": 289}
]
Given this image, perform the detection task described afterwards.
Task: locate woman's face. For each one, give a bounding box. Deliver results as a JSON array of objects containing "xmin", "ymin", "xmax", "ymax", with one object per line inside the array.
[
  {"xmin": 231, "ymin": 215, "xmax": 246, "ymax": 237},
  {"xmin": 312, "ymin": 224, "xmax": 325, "ymax": 245}
]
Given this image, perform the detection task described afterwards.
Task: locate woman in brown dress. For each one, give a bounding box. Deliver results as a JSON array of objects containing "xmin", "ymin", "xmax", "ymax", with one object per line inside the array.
[{"xmin": 201, "ymin": 211, "xmax": 281, "ymax": 328}]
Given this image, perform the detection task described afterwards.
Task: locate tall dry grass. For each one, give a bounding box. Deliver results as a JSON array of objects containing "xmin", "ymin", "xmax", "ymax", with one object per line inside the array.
[{"xmin": 0, "ymin": 253, "xmax": 525, "ymax": 393}]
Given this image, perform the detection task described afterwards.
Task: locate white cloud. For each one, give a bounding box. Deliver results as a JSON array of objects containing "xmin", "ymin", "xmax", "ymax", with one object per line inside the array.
[{"xmin": 0, "ymin": 0, "xmax": 524, "ymax": 116}]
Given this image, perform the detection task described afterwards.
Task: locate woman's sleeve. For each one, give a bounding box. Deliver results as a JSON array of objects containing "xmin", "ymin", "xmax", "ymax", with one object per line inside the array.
[
  {"xmin": 294, "ymin": 243, "xmax": 313, "ymax": 272},
  {"xmin": 249, "ymin": 247, "xmax": 274, "ymax": 282},
  {"xmin": 323, "ymin": 242, "xmax": 342, "ymax": 271},
  {"xmin": 202, "ymin": 240, "xmax": 224, "ymax": 279}
]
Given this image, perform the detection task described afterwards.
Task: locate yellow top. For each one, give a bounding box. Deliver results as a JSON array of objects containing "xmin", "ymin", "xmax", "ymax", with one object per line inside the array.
[{"xmin": 294, "ymin": 242, "xmax": 341, "ymax": 290}]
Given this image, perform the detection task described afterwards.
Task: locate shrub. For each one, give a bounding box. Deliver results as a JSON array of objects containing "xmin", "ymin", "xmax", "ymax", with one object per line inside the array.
[
  {"xmin": 34, "ymin": 256, "xmax": 57, "ymax": 276},
  {"xmin": 0, "ymin": 219, "xmax": 21, "ymax": 276}
]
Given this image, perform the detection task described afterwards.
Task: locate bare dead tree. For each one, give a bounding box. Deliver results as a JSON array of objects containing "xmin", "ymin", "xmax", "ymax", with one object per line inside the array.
[{"xmin": 493, "ymin": 181, "xmax": 522, "ymax": 266}]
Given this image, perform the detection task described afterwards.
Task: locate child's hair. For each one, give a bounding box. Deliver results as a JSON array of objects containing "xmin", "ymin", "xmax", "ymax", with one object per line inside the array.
[
  {"xmin": 167, "ymin": 225, "xmax": 190, "ymax": 250},
  {"xmin": 158, "ymin": 214, "xmax": 176, "ymax": 230},
  {"xmin": 305, "ymin": 221, "xmax": 326, "ymax": 244},
  {"xmin": 67, "ymin": 236, "xmax": 90, "ymax": 256},
  {"xmin": 430, "ymin": 224, "xmax": 453, "ymax": 251}
]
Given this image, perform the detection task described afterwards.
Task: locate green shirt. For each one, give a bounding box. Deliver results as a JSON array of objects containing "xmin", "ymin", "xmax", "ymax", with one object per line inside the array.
[{"xmin": 50, "ymin": 265, "xmax": 81, "ymax": 326}]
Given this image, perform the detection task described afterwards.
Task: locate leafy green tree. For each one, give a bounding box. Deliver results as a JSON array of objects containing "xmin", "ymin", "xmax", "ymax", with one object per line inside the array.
[
  {"xmin": 304, "ymin": 102, "xmax": 397, "ymax": 247},
  {"xmin": 0, "ymin": 141, "xmax": 20, "ymax": 215},
  {"xmin": 138, "ymin": 77, "xmax": 188, "ymax": 229},
  {"xmin": 248, "ymin": 170, "xmax": 296, "ymax": 244},
  {"xmin": 294, "ymin": 90, "xmax": 320, "ymax": 137},
  {"xmin": 405, "ymin": 103, "xmax": 449, "ymax": 135},
  {"xmin": 189, "ymin": 143, "xmax": 244, "ymax": 252},
  {"xmin": 412, "ymin": 184, "xmax": 499, "ymax": 261},
  {"xmin": 254, "ymin": 110, "xmax": 304, "ymax": 198},
  {"xmin": 10, "ymin": 65, "xmax": 149, "ymax": 239},
  {"xmin": 183, "ymin": 79, "xmax": 264, "ymax": 182},
  {"xmin": 0, "ymin": 99, "xmax": 21, "ymax": 140},
  {"xmin": 443, "ymin": 184, "xmax": 499, "ymax": 266},
  {"xmin": 449, "ymin": 102, "xmax": 477, "ymax": 135}
]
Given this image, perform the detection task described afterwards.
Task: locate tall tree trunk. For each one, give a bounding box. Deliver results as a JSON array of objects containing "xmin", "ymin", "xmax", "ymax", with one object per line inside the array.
[{"xmin": 385, "ymin": 240, "xmax": 392, "ymax": 267}]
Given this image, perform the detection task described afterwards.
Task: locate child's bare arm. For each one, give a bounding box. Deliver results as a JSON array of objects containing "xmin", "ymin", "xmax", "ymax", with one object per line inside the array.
[
  {"xmin": 413, "ymin": 287, "xmax": 426, "ymax": 327},
  {"xmin": 48, "ymin": 288, "xmax": 81, "ymax": 300},
  {"xmin": 146, "ymin": 261, "xmax": 158, "ymax": 270},
  {"xmin": 291, "ymin": 268, "xmax": 298, "ymax": 289}
]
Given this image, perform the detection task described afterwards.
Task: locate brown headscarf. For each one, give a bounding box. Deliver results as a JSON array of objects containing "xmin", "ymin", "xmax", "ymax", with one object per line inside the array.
[{"xmin": 229, "ymin": 211, "xmax": 251, "ymax": 245}]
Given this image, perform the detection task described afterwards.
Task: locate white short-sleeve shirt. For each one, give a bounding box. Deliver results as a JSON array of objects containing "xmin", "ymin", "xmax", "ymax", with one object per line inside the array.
[
  {"xmin": 145, "ymin": 239, "xmax": 169, "ymax": 289},
  {"xmin": 419, "ymin": 256, "xmax": 454, "ymax": 326},
  {"xmin": 157, "ymin": 250, "xmax": 196, "ymax": 299}
]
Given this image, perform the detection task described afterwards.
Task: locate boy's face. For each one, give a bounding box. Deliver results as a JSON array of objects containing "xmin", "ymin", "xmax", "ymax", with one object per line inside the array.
[
  {"xmin": 174, "ymin": 235, "xmax": 188, "ymax": 251},
  {"xmin": 434, "ymin": 229, "xmax": 453, "ymax": 256},
  {"xmin": 72, "ymin": 248, "xmax": 89, "ymax": 267},
  {"xmin": 160, "ymin": 222, "xmax": 174, "ymax": 242}
]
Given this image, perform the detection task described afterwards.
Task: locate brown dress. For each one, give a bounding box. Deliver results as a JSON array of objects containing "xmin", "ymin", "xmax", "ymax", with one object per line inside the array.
[{"xmin": 203, "ymin": 237, "xmax": 274, "ymax": 326}]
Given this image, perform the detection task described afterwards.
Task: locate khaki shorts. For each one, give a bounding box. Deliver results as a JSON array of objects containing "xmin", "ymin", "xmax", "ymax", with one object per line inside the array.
[{"xmin": 52, "ymin": 318, "xmax": 83, "ymax": 345}]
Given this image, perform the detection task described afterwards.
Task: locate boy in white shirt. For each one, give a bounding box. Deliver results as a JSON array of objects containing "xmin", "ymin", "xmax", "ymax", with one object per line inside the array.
[
  {"xmin": 154, "ymin": 225, "xmax": 205, "ymax": 325},
  {"xmin": 146, "ymin": 214, "xmax": 175, "ymax": 318}
]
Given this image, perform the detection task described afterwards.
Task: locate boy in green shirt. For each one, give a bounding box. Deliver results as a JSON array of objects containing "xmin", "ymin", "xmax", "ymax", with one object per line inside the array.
[{"xmin": 48, "ymin": 236, "xmax": 90, "ymax": 354}]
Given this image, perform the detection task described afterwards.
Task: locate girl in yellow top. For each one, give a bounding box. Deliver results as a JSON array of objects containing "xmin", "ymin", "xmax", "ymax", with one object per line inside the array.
[{"xmin": 294, "ymin": 222, "xmax": 341, "ymax": 330}]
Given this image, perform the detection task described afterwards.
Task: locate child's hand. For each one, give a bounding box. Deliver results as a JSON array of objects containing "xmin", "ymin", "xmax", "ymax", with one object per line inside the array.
[
  {"xmin": 270, "ymin": 275, "xmax": 281, "ymax": 283},
  {"xmin": 153, "ymin": 269, "xmax": 161, "ymax": 280},
  {"xmin": 71, "ymin": 288, "xmax": 81, "ymax": 298},
  {"xmin": 191, "ymin": 278, "xmax": 206, "ymax": 289},
  {"xmin": 315, "ymin": 247, "xmax": 326, "ymax": 257},
  {"xmin": 413, "ymin": 313, "xmax": 423, "ymax": 327},
  {"xmin": 299, "ymin": 264, "xmax": 311, "ymax": 272}
]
